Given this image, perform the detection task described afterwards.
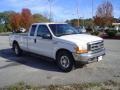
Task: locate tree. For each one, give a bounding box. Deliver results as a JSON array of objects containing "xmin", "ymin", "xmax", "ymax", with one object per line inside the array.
[
  {"xmin": 94, "ymin": 1, "xmax": 114, "ymax": 27},
  {"xmin": 67, "ymin": 19, "xmax": 81, "ymax": 27},
  {"xmin": 0, "ymin": 11, "xmax": 15, "ymax": 32},
  {"xmin": 94, "ymin": 16, "xmax": 104, "ymax": 26},
  {"xmin": 113, "ymin": 17, "xmax": 120, "ymax": 23},
  {"xmin": 21, "ymin": 8, "xmax": 33, "ymax": 30},
  {"xmin": 0, "ymin": 9, "xmax": 51, "ymax": 33},
  {"xmin": 66, "ymin": 18, "xmax": 93, "ymax": 28},
  {"xmin": 10, "ymin": 13, "xmax": 21, "ymax": 31},
  {"xmin": 33, "ymin": 14, "xmax": 49, "ymax": 23}
]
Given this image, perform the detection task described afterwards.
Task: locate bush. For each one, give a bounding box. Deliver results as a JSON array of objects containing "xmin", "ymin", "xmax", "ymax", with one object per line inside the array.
[
  {"xmin": 86, "ymin": 27, "xmax": 92, "ymax": 33},
  {"xmin": 118, "ymin": 29, "xmax": 120, "ymax": 32},
  {"xmin": 104, "ymin": 29, "xmax": 109, "ymax": 33},
  {"xmin": 91, "ymin": 31, "xmax": 99, "ymax": 36},
  {"xmin": 106, "ymin": 30, "xmax": 117, "ymax": 37},
  {"xmin": 0, "ymin": 24, "xmax": 4, "ymax": 33}
]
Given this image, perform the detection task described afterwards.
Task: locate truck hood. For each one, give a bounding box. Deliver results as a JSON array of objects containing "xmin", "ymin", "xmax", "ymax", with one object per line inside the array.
[{"xmin": 57, "ymin": 34, "xmax": 103, "ymax": 49}]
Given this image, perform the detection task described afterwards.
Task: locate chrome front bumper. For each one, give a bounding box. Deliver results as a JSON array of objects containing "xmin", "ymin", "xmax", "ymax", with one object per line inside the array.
[{"xmin": 72, "ymin": 49, "xmax": 105, "ymax": 64}]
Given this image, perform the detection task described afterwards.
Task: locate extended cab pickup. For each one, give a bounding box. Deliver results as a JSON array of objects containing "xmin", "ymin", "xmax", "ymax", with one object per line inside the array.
[{"xmin": 9, "ymin": 23, "xmax": 105, "ymax": 72}]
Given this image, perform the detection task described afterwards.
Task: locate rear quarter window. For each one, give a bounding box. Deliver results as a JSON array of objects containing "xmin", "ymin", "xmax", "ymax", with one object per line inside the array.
[{"xmin": 30, "ymin": 25, "xmax": 37, "ymax": 36}]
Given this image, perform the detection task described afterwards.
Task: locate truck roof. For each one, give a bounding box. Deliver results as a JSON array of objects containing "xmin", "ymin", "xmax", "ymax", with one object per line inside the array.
[{"xmin": 32, "ymin": 22, "xmax": 67, "ymax": 25}]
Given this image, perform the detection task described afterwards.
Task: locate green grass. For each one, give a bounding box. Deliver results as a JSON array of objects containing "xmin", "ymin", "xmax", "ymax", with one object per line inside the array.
[{"xmin": 1, "ymin": 80, "xmax": 120, "ymax": 90}]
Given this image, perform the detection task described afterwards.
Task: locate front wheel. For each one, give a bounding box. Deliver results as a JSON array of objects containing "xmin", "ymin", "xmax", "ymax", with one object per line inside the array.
[
  {"xmin": 13, "ymin": 43, "xmax": 22, "ymax": 56},
  {"xmin": 57, "ymin": 51, "xmax": 74, "ymax": 72}
]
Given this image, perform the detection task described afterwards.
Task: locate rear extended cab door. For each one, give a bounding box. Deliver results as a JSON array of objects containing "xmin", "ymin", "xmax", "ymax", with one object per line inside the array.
[{"xmin": 27, "ymin": 24, "xmax": 38, "ymax": 53}]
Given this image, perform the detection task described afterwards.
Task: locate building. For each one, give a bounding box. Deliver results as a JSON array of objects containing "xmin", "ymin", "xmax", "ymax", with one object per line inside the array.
[{"xmin": 112, "ymin": 23, "xmax": 120, "ymax": 31}]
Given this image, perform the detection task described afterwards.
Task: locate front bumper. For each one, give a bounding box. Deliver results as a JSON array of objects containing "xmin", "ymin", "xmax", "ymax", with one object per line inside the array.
[{"xmin": 72, "ymin": 49, "xmax": 105, "ymax": 64}]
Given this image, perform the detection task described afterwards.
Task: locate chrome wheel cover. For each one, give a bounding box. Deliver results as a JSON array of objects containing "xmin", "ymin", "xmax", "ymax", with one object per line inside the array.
[{"xmin": 60, "ymin": 56, "xmax": 70, "ymax": 68}]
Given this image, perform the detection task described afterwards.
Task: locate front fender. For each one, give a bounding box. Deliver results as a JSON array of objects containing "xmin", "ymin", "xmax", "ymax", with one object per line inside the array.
[{"xmin": 53, "ymin": 41, "xmax": 77, "ymax": 59}]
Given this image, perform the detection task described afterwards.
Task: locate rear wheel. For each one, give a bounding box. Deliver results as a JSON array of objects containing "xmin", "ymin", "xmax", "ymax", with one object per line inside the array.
[
  {"xmin": 13, "ymin": 43, "xmax": 22, "ymax": 56},
  {"xmin": 56, "ymin": 51, "xmax": 74, "ymax": 72}
]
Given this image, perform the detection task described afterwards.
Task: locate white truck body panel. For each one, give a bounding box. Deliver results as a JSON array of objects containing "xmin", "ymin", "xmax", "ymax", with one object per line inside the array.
[
  {"xmin": 9, "ymin": 23, "xmax": 105, "ymax": 63},
  {"xmin": 57, "ymin": 34, "xmax": 103, "ymax": 50}
]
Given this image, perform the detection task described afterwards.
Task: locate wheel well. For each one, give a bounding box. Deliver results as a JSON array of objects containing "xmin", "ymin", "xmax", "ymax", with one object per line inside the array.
[
  {"xmin": 13, "ymin": 40, "xmax": 18, "ymax": 45},
  {"xmin": 56, "ymin": 49, "xmax": 73, "ymax": 59},
  {"xmin": 12, "ymin": 40, "xmax": 18, "ymax": 48}
]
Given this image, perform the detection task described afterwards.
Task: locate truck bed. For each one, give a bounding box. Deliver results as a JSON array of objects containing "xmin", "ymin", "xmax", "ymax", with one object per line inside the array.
[{"xmin": 10, "ymin": 32, "xmax": 28, "ymax": 36}]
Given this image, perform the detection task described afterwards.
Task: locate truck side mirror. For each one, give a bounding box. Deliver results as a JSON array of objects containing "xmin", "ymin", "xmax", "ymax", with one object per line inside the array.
[{"xmin": 42, "ymin": 34, "xmax": 52, "ymax": 39}]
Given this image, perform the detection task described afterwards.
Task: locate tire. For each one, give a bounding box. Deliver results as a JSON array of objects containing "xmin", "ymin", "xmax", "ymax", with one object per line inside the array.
[
  {"xmin": 56, "ymin": 51, "xmax": 75, "ymax": 72},
  {"xmin": 13, "ymin": 43, "xmax": 22, "ymax": 56}
]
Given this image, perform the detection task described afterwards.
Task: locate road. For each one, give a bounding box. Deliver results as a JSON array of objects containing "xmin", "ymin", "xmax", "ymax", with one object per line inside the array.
[{"xmin": 0, "ymin": 36, "xmax": 120, "ymax": 87}]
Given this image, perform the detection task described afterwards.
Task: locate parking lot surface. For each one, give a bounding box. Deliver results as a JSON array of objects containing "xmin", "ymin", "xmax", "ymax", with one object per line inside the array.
[{"xmin": 0, "ymin": 36, "xmax": 120, "ymax": 87}]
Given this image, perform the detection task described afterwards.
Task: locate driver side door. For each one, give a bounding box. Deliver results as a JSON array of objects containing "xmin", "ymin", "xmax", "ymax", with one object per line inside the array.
[{"xmin": 35, "ymin": 25, "xmax": 54, "ymax": 58}]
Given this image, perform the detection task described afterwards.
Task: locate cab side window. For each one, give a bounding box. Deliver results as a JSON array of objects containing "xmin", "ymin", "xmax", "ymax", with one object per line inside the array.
[
  {"xmin": 30, "ymin": 25, "xmax": 37, "ymax": 36},
  {"xmin": 37, "ymin": 25, "xmax": 50, "ymax": 37}
]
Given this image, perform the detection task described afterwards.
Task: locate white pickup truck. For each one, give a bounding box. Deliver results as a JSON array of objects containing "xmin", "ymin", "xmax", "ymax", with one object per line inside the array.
[{"xmin": 9, "ymin": 23, "xmax": 105, "ymax": 72}]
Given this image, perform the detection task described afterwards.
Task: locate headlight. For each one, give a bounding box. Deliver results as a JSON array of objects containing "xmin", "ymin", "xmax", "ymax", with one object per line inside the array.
[{"xmin": 75, "ymin": 47, "xmax": 88, "ymax": 54}]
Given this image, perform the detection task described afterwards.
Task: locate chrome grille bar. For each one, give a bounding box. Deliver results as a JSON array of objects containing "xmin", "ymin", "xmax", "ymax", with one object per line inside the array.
[{"xmin": 88, "ymin": 40, "xmax": 104, "ymax": 53}]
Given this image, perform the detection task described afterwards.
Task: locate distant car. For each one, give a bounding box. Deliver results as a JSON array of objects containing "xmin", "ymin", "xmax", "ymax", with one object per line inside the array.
[
  {"xmin": 75, "ymin": 26, "xmax": 86, "ymax": 33},
  {"xmin": 96, "ymin": 27, "xmax": 104, "ymax": 32},
  {"xmin": 12, "ymin": 28, "xmax": 26, "ymax": 33},
  {"xmin": 19, "ymin": 28, "xmax": 26, "ymax": 33}
]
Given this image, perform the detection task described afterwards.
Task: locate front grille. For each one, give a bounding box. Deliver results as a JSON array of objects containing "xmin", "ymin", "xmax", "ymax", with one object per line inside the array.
[{"xmin": 88, "ymin": 40, "xmax": 104, "ymax": 53}]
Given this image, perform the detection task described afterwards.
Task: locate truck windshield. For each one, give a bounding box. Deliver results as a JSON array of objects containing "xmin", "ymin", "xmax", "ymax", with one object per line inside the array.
[{"xmin": 49, "ymin": 24, "xmax": 80, "ymax": 37}]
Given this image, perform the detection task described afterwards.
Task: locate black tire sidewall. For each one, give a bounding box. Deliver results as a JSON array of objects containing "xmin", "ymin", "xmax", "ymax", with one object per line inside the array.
[
  {"xmin": 57, "ymin": 51, "xmax": 74, "ymax": 72},
  {"xmin": 13, "ymin": 43, "xmax": 22, "ymax": 56}
]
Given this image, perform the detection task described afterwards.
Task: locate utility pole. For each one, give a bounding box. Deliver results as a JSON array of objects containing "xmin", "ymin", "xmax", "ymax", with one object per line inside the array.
[
  {"xmin": 81, "ymin": 17, "xmax": 84, "ymax": 26},
  {"xmin": 92, "ymin": 0, "xmax": 93, "ymax": 18},
  {"xmin": 92, "ymin": 0, "xmax": 94, "ymax": 31},
  {"xmin": 48, "ymin": 0, "xmax": 52, "ymax": 22},
  {"xmin": 76, "ymin": 0, "xmax": 80, "ymax": 27}
]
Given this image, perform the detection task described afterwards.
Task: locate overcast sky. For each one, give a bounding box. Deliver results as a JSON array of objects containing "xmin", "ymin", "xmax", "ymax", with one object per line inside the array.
[{"xmin": 0, "ymin": 0, "xmax": 120, "ymax": 21}]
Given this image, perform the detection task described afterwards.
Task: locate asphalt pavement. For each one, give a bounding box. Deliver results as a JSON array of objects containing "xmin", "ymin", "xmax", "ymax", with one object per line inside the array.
[{"xmin": 0, "ymin": 36, "xmax": 120, "ymax": 87}]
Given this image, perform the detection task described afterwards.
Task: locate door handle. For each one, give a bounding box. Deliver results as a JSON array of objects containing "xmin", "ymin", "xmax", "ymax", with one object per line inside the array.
[{"xmin": 34, "ymin": 38, "xmax": 36, "ymax": 43}]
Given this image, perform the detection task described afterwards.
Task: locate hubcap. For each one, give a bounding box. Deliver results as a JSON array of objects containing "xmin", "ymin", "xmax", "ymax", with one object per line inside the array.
[{"xmin": 60, "ymin": 56, "xmax": 70, "ymax": 68}]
